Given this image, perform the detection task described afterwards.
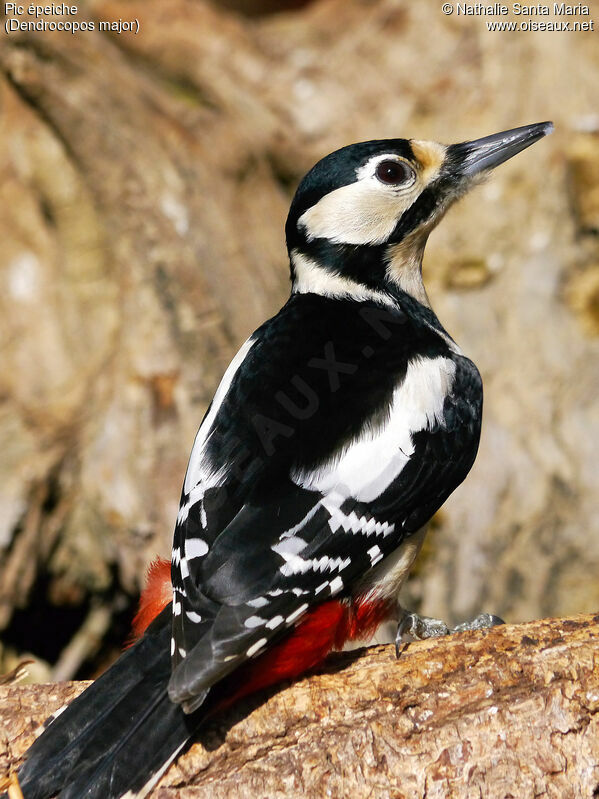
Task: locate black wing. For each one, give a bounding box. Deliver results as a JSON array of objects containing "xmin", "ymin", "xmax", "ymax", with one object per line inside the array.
[{"xmin": 168, "ymin": 293, "xmax": 482, "ymax": 709}]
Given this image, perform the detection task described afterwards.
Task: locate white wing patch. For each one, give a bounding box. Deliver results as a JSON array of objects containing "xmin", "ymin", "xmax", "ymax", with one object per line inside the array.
[
  {"xmin": 247, "ymin": 596, "xmax": 269, "ymax": 608},
  {"xmin": 367, "ymin": 544, "xmax": 383, "ymax": 566},
  {"xmin": 271, "ymin": 536, "xmax": 308, "ymax": 557},
  {"xmin": 244, "ymin": 615, "xmax": 268, "ymax": 629},
  {"xmin": 178, "ymin": 336, "xmax": 256, "ymax": 525},
  {"xmin": 246, "ymin": 637, "xmax": 268, "ymax": 657},
  {"xmin": 320, "ymin": 498, "xmax": 395, "ymax": 537},
  {"xmin": 292, "ymin": 356, "xmax": 456, "ymax": 502},
  {"xmin": 286, "ymin": 604, "xmax": 309, "ymax": 624},
  {"xmin": 185, "ymin": 537, "xmax": 209, "ymax": 560},
  {"xmin": 278, "ymin": 552, "xmax": 351, "ymax": 577}
]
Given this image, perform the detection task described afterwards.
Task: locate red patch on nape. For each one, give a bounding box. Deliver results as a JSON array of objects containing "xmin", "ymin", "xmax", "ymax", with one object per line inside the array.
[{"xmin": 130, "ymin": 557, "xmax": 172, "ymax": 642}]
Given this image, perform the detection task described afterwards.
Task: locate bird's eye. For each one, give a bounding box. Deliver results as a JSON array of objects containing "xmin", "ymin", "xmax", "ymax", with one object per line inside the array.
[{"xmin": 375, "ymin": 160, "xmax": 414, "ymax": 186}]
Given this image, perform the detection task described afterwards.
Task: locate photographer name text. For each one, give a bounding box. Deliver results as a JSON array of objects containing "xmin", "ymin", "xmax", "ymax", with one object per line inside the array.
[{"xmin": 450, "ymin": 3, "xmax": 589, "ymax": 14}]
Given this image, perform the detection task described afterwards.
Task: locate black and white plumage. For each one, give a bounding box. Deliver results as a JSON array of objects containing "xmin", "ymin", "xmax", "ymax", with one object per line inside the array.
[
  {"xmin": 13, "ymin": 121, "xmax": 552, "ymax": 799},
  {"xmin": 168, "ymin": 291, "xmax": 481, "ymax": 709}
]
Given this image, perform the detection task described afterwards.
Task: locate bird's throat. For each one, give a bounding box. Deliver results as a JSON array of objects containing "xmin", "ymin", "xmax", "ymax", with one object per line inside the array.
[{"xmin": 385, "ymin": 231, "xmax": 430, "ymax": 308}]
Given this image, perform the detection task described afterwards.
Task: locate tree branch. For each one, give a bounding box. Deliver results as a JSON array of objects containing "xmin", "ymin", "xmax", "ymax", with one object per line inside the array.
[{"xmin": 2, "ymin": 614, "xmax": 599, "ymax": 797}]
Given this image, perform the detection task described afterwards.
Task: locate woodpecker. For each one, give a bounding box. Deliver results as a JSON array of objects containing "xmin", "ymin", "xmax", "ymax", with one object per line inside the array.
[{"xmin": 13, "ymin": 121, "xmax": 552, "ymax": 799}]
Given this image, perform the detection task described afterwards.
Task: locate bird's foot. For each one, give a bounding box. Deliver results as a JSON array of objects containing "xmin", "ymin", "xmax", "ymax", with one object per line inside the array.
[
  {"xmin": 395, "ymin": 610, "xmax": 504, "ymax": 657},
  {"xmin": 452, "ymin": 612, "xmax": 505, "ymax": 633}
]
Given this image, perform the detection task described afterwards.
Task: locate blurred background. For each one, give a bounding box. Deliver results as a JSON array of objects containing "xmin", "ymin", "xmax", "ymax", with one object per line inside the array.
[{"xmin": 0, "ymin": 0, "xmax": 597, "ymax": 683}]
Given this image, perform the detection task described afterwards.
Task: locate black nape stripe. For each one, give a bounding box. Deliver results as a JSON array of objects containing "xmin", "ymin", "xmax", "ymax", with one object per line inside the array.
[{"xmin": 295, "ymin": 239, "xmax": 389, "ymax": 289}]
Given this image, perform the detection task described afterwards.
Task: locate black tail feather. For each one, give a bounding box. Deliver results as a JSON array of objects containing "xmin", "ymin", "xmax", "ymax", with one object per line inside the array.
[
  {"xmin": 59, "ymin": 691, "xmax": 195, "ymax": 799},
  {"xmin": 17, "ymin": 606, "xmax": 202, "ymax": 799}
]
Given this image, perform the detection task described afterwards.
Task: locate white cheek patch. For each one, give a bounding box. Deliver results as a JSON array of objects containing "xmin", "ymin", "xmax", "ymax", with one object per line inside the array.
[
  {"xmin": 298, "ymin": 178, "xmax": 418, "ymax": 246},
  {"xmin": 297, "ymin": 144, "xmax": 448, "ymax": 248}
]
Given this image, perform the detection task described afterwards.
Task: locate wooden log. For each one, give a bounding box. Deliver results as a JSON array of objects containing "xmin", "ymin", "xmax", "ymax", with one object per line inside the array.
[{"xmin": 2, "ymin": 614, "xmax": 599, "ymax": 798}]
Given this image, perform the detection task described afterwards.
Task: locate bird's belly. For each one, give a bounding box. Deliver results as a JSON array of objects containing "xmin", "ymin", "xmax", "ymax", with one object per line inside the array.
[{"xmin": 355, "ymin": 526, "xmax": 428, "ymax": 604}]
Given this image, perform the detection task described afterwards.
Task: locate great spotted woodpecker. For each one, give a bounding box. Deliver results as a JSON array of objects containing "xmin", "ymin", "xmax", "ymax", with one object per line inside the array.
[{"xmin": 13, "ymin": 122, "xmax": 552, "ymax": 799}]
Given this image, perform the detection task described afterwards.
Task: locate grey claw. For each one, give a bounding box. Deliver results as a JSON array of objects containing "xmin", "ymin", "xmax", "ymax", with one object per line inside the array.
[
  {"xmin": 452, "ymin": 613, "xmax": 505, "ymax": 633},
  {"xmin": 395, "ymin": 637, "xmax": 407, "ymax": 659},
  {"xmin": 395, "ymin": 611, "xmax": 505, "ymax": 658},
  {"xmin": 395, "ymin": 611, "xmax": 451, "ymax": 658}
]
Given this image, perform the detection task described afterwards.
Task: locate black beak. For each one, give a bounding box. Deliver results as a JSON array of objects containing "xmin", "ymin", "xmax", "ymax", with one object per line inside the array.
[{"xmin": 447, "ymin": 121, "xmax": 554, "ymax": 177}]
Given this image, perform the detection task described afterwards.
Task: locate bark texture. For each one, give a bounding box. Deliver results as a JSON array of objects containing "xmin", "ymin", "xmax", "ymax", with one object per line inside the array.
[
  {"xmin": 0, "ymin": 0, "xmax": 597, "ymax": 680},
  {"xmin": 2, "ymin": 614, "xmax": 599, "ymax": 798}
]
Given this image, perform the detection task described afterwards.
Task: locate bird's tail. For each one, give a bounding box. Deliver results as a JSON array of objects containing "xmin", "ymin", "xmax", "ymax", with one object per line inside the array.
[{"xmin": 16, "ymin": 605, "xmax": 200, "ymax": 799}]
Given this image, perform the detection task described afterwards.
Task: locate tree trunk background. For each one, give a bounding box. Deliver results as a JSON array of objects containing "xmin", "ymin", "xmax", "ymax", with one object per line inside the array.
[
  {"xmin": 2, "ymin": 615, "xmax": 599, "ymax": 797},
  {"xmin": 0, "ymin": 0, "xmax": 598, "ymax": 682}
]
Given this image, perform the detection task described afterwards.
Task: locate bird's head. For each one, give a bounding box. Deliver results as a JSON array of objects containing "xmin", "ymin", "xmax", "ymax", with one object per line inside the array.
[{"xmin": 286, "ymin": 122, "xmax": 553, "ymax": 306}]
